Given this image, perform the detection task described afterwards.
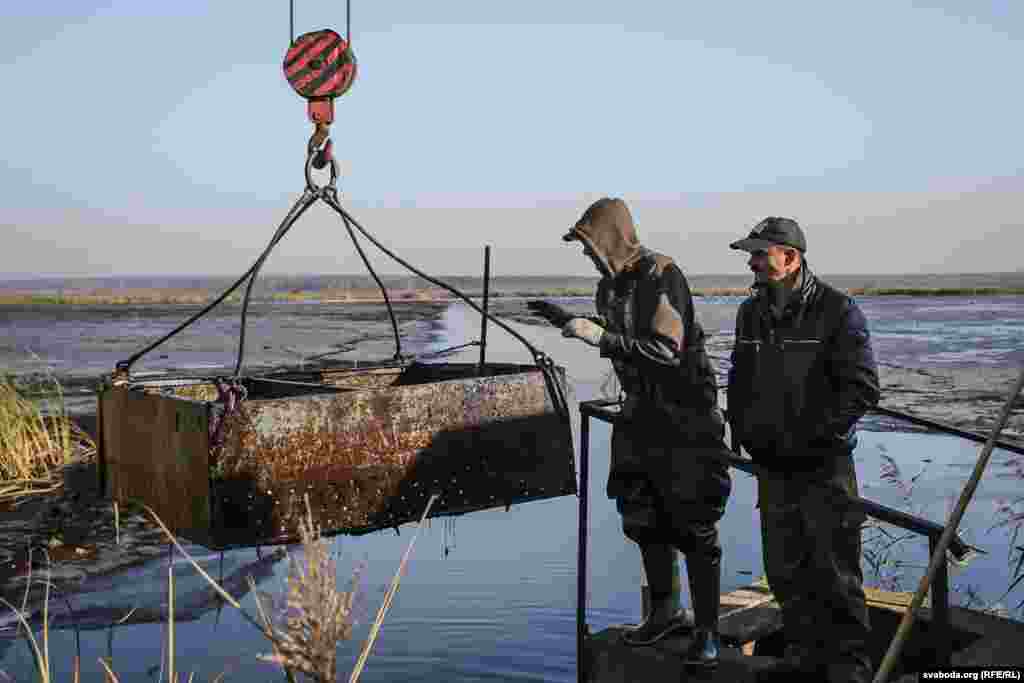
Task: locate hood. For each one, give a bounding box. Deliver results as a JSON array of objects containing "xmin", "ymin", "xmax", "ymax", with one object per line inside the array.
[{"xmin": 563, "ymin": 197, "xmax": 644, "ymax": 277}]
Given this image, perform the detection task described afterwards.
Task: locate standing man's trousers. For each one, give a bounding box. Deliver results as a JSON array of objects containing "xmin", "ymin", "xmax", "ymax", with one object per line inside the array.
[{"xmin": 757, "ymin": 453, "xmax": 871, "ymax": 673}]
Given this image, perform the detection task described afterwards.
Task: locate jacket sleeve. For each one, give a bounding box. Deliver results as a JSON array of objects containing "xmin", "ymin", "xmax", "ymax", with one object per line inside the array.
[
  {"xmin": 815, "ymin": 300, "xmax": 881, "ymax": 441},
  {"xmin": 728, "ymin": 302, "xmax": 757, "ymax": 458},
  {"xmin": 726, "ymin": 307, "xmax": 744, "ymax": 434},
  {"xmin": 589, "ymin": 279, "xmax": 610, "ymax": 328},
  {"xmin": 598, "ymin": 264, "xmax": 688, "ymax": 367}
]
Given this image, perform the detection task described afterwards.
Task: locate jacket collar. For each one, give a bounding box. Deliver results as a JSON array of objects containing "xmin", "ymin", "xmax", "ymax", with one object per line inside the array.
[{"xmin": 754, "ymin": 262, "xmax": 818, "ymax": 323}]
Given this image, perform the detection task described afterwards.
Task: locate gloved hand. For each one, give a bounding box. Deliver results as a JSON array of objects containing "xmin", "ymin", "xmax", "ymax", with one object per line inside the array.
[{"xmin": 562, "ymin": 318, "xmax": 605, "ymax": 347}]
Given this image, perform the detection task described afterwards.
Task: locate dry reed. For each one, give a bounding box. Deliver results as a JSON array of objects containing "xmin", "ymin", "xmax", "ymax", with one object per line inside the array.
[
  {"xmin": 0, "ymin": 375, "xmax": 94, "ymax": 504},
  {"xmin": 144, "ymin": 500, "xmax": 371, "ymax": 682},
  {"xmin": 254, "ymin": 496, "xmax": 362, "ymax": 682}
]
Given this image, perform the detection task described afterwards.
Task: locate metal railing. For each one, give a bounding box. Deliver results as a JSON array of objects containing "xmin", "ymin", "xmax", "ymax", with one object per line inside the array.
[{"xmin": 575, "ymin": 399, "xmax": 987, "ymax": 682}]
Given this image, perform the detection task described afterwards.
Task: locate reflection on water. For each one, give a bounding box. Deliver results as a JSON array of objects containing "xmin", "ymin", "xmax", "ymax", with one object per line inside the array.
[{"xmin": 0, "ymin": 547, "xmax": 288, "ymax": 678}]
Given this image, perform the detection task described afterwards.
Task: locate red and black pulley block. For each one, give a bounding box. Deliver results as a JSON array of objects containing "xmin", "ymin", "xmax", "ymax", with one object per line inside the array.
[{"xmin": 283, "ymin": 28, "xmax": 357, "ymax": 125}]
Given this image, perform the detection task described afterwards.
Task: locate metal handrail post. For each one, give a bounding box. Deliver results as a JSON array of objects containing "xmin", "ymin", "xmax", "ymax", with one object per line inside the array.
[
  {"xmin": 577, "ymin": 411, "xmax": 591, "ymax": 683},
  {"xmin": 477, "ymin": 245, "xmax": 491, "ymax": 374},
  {"xmin": 928, "ymin": 533, "xmax": 951, "ymax": 668}
]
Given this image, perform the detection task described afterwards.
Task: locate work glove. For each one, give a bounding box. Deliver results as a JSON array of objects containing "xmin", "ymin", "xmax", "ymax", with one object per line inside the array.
[
  {"xmin": 526, "ymin": 300, "xmax": 576, "ymax": 327},
  {"xmin": 562, "ymin": 318, "xmax": 605, "ymax": 347}
]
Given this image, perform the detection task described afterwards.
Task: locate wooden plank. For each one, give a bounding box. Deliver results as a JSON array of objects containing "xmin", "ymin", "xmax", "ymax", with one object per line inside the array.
[
  {"xmin": 864, "ymin": 586, "xmax": 929, "ymax": 613},
  {"xmin": 717, "ymin": 584, "xmax": 781, "ymax": 645},
  {"xmin": 586, "ymin": 626, "xmax": 780, "ymax": 682}
]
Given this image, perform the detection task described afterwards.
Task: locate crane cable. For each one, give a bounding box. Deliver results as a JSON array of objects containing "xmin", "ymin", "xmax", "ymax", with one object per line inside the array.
[{"xmin": 290, "ymin": 0, "xmax": 351, "ymax": 45}]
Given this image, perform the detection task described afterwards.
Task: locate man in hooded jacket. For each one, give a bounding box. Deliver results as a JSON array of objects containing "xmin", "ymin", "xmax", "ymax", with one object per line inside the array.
[
  {"xmin": 561, "ymin": 197, "xmax": 732, "ymax": 669},
  {"xmin": 727, "ymin": 217, "xmax": 880, "ymax": 682}
]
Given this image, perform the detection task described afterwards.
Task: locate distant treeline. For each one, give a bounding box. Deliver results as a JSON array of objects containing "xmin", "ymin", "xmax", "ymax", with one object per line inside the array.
[
  {"xmin": 2, "ymin": 286, "xmax": 1024, "ymax": 306},
  {"xmin": 2, "ymin": 272, "xmax": 1023, "ymax": 305}
]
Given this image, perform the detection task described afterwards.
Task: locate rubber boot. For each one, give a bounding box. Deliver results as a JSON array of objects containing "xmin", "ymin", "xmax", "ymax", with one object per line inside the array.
[
  {"xmin": 683, "ymin": 553, "xmax": 721, "ymax": 669},
  {"xmin": 624, "ymin": 544, "xmax": 689, "ymax": 646}
]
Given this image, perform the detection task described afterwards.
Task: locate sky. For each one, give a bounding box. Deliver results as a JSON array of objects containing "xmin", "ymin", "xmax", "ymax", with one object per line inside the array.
[{"xmin": 2, "ymin": 1, "xmax": 1023, "ymax": 277}]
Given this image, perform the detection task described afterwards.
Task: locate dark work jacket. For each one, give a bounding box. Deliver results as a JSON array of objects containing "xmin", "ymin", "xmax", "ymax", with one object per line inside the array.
[
  {"xmin": 727, "ymin": 266, "xmax": 881, "ymax": 472},
  {"xmin": 598, "ymin": 249, "xmax": 721, "ymax": 434},
  {"xmin": 597, "ymin": 249, "xmax": 729, "ymax": 500}
]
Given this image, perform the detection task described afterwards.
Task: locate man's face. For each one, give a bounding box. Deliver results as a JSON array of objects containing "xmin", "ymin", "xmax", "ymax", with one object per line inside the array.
[{"xmin": 748, "ymin": 245, "xmax": 798, "ymax": 283}]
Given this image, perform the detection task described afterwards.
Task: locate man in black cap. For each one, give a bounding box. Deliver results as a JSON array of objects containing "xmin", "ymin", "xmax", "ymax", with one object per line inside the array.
[
  {"xmin": 560, "ymin": 197, "xmax": 732, "ymax": 669},
  {"xmin": 727, "ymin": 217, "xmax": 880, "ymax": 682}
]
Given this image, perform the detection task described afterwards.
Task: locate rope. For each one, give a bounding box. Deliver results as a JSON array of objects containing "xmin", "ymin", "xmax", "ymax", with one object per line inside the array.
[
  {"xmin": 873, "ymin": 365, "xmax": 1024, "ymax": 682},
  {"xmin": 289, "ymin": 0, "xmax": 294, "ymax": 45}
]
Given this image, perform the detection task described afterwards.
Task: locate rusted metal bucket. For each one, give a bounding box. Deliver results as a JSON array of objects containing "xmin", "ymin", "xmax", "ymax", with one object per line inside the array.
[{"xmin": 98, "ymin": 362, "xmax": 577, "ymax": 549}]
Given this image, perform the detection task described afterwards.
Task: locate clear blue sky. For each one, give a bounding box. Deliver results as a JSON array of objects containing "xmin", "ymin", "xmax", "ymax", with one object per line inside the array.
[{"xmin": 3, "ymin": 1, "xmax": 1022, "ymax": 276}]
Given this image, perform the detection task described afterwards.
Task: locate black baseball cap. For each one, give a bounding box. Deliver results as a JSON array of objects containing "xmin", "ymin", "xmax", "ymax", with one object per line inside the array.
[{"xmin": 729, "ymin": 217, "xmax": 807, "ymax": 253}]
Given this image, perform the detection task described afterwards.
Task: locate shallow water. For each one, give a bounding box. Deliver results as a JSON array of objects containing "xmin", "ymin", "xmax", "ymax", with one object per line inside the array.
[{"xmin": 1, "ymin": 297, "xmax": 1022, "ymax": 680}]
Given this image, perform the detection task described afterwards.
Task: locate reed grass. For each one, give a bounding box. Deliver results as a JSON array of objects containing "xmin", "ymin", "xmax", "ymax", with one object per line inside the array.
[
  {"xmin": 0, "ymin": 290, "xmax": 212, "ymax": 305},
  {"xmin": 253, "ymin": 496, "xmax": 361, "ymax": 683},
  {"xmin": 845, "ymin": 287, "xmax": 1024, "ymax": 297},
  {"xmin": 0, "ymin": 376, "xmax": 93, "ymax": 503},
  {"xmin": 866, "ymin": 439, "xmax": 1024, "ymax": 618}
]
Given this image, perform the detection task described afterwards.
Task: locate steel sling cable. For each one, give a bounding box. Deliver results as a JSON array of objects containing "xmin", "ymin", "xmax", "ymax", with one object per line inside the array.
[
  {"xmin": 327, "ymin": 191, "xmax": 403, "ymax": 360},
  {"xmin": 233, "ymin": 149, "xmax": 342, "ymax": 377},
  {"xmin": 232, "ymin": 187, "xmax": 321, "ymax": 377},
  {"xmin": 116, "ymin": 188, "xmax": 320, "ymax": 377}
]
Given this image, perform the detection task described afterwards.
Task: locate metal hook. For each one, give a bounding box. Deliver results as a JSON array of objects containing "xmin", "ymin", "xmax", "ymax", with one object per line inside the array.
[{"xmin": 305, "ymin": 147, "xmax": 338, "ymax": 192}]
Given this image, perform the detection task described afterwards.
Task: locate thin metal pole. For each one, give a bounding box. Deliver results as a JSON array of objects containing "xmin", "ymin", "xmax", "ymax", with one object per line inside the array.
[
  {"xmin": 873, "ymin": 366, "xmax": 1024, "ymax": 682},
  {"xmin": 290, "ymin": 0, "xmax": 294, "ymax": 44},
  {"xmin": 928, "ymin": 533, "xmax": 950, "ymax": 669},
  {"xmin": 577, "ymin": 412, "xmax": 591, "ymax": 683},
  {"xmin": 478, "ymin": 246, "xmax": 491, "ymax": 374}
]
